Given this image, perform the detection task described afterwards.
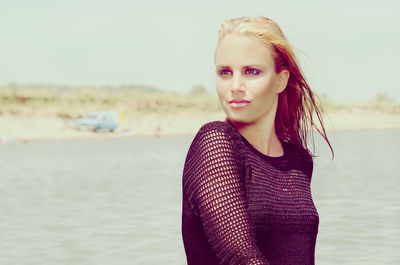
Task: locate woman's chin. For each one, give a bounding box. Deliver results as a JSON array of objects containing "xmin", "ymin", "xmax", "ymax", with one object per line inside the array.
[
  {"xmin": 222, "ymin": 107, "xmax": 253, "ymax": 124},
  {"xmin": 226, "ymin": 114, "xmax": 252, "ymax": 125}
]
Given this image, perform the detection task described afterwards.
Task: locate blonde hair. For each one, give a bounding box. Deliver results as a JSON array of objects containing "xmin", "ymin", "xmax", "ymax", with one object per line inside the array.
[
  {"xmin": 218, "ymin": 17, "xmax": 287, "ymax": 47},
  {"xmin": 216, "ymin": 17, "xmax": 333, "ymax": 158}
]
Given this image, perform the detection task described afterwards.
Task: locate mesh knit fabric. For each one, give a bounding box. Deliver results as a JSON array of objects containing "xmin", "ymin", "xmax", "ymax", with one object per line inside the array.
[{"xmin": 182, "ymin": 121, "xmax": 319, "ymax": 265}]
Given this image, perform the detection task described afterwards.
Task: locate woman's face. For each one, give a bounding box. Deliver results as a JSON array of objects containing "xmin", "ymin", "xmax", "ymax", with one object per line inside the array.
[{"xmin": 215, "ymin": 34, "xmax": 288, "ymax": 125}]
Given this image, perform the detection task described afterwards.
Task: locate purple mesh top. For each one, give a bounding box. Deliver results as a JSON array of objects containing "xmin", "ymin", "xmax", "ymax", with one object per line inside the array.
[{"xmin": 182, "ymin": 121, "xmax": 319, "ymax": 265}]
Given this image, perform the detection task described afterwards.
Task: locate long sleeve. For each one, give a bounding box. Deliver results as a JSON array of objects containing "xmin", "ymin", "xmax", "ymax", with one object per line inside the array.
[{"xmin": 183, "ymin": 124, "xmax": 269, "ymax": 265}]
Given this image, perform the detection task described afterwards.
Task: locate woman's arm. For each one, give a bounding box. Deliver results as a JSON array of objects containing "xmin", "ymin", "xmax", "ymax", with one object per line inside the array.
[{"xmin": 183, "ymin": 125, "xmax": 269, "ymax": 265}]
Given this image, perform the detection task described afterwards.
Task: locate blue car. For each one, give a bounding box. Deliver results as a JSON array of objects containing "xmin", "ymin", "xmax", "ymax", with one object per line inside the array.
[{"xmin": 75, "ymin": 111, "xmax": 120, "ymax": 132}]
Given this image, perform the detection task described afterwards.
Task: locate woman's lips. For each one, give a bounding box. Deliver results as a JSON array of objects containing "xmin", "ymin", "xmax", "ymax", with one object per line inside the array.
[{"xmin": 228, "ymin": 99, "xmax": 251, "ymax": 108}]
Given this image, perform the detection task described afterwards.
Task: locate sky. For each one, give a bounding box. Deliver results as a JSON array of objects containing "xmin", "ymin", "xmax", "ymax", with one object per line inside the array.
[{"xmin": 0, "ymin": 0, "xmax": 399, "ymax": 103}]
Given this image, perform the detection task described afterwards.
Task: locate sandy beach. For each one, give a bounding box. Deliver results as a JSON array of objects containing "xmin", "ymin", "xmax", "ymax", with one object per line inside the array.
[
  {"xmin": 1, "ymin": 86, "xmax": 399, "ymax": 142},
  {"xmin": 1, "ymin": 108, "xmax": 400, "ymax": 143}
]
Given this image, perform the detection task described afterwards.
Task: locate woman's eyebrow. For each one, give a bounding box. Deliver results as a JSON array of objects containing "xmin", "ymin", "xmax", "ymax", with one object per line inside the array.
[
  {"xmin": 216, "ymin": 64, "xmax": 265, "ymax": 68},
  {"xmin": 215, "ymin": 65, "xmax": 230, "ymax": 69},
  {"xmin": 243, "ymin": 64, "xmax": 264, "ymax": 68}
]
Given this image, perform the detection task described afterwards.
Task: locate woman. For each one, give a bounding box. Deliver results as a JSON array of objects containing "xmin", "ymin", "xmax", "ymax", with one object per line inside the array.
[{"xmin": 182, "ymin": 17, "xmax": 332, "ymax": 265}]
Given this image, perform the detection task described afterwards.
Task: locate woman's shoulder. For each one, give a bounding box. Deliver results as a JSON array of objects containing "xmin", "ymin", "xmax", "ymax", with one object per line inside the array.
[
  {"xmin": 193, "ymin": 121, "xmax": 239, "ymax": 141},
  {"xmin": 198, "ymin": 120, "xmax": 234, "ymax": 133},
  {"xmin": 188, "ymin": 121, "xmax": 242, "ymax": 152}
]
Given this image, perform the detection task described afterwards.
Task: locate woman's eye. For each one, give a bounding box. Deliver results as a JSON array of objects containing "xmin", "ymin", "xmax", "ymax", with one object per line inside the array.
[
  {"xmin": 245, "ymin": 68, "xmax": 260, "ymax": 75},
  {"xmin": 218, "ymin": 69, "xmax": 232, "ymax": 76}
]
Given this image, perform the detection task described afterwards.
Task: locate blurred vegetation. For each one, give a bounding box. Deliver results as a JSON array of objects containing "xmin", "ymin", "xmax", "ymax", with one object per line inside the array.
[
  {"xmin": 318, "ymin": 92, "xmax": 400, "ymax": 114},
  {"xmin": 0, "ymin": 84, "xmax": 399, "ymax": 119},
  {"xmin": 188, "ymin": 84, "xmax": 208, "ymax": 96},
  {"xmin": 0, "ymin": 84, "xmax": 221, "ymax": 119}
]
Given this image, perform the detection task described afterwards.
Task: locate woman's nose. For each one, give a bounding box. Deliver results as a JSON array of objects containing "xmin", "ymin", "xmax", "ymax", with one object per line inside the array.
[{"xmin": 231, "ymin": 72, "xmax": 244, "ymax": 93}]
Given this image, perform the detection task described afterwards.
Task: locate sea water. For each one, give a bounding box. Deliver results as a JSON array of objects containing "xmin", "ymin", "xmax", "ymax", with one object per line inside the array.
[{"xmin": 0, "ymin": 130, "xmax": 399, "ymax": 264}]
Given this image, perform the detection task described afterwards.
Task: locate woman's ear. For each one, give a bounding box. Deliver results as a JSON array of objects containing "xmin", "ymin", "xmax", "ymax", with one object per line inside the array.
[{"xmin": 277, "ymin": 70, "xmax": 290, "ymax": 93}]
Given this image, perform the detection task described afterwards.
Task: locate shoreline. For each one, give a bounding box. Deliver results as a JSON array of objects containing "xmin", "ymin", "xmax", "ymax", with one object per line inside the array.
[
  {"xmin": 2, "ymin": 85, "xmax": 399, "ymax": 143},
  {"xmin": 1, "ymin": 109, "xmax": 400, "ymax": 143}
]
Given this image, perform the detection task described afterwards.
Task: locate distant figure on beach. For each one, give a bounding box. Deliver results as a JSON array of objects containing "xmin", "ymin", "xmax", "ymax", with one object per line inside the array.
[
  {"xmin": 154, "ymin": 124, "xmax": 161, "ymax": 137},
  {"xmin": 181, "ymin": 17, "xmax": 333, "ymax": 264}
]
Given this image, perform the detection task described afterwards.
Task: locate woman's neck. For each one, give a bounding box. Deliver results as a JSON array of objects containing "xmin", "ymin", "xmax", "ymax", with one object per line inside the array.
[{"xmin": 230, "ymin": 119, "xmax": 283, "ymax": 157}]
